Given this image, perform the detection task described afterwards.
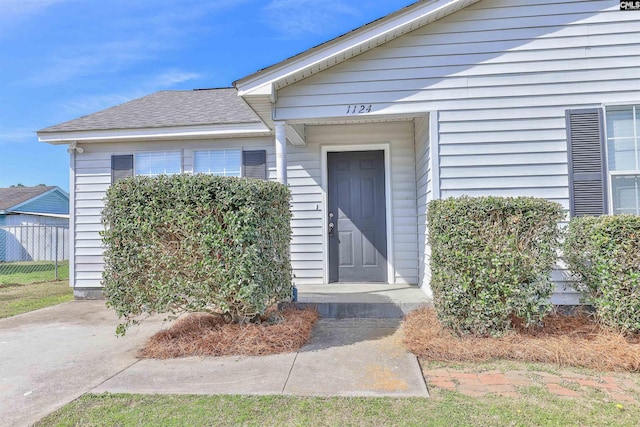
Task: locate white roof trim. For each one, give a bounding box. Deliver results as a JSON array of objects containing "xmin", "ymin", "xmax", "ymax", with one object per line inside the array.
[
  {"xmin": 235, "ymin": 0, "xmax": 480, "ymax": 96},
  {"xmin": 8, "ymin": 211, "xmax": 69, "ymax": 219},
  {"xmin": 38, "ymin": 122, "xmax": 272, "ymax": 144}
]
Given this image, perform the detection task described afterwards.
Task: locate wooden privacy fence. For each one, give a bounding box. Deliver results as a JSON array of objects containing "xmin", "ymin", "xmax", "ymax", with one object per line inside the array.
[{"xmin": 0, "ymin": 225, "xmax": 69, "ymax": 263}]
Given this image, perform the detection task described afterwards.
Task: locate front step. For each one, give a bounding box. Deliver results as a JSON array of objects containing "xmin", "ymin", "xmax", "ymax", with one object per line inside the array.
[
  {"xmin": 286, "ymin": 283, "xmax": 432, "ymax": 319},
  {"xmin": 291, "ymin": 301, "xmax": 425, "ymax": 318}
]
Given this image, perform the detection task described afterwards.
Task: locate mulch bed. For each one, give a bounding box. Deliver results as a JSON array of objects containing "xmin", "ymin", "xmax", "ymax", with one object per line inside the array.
[
  {"xmin": 403, "ymin": 306, "xmax": 640, "ymax": 372},
  {"xmin": 139, "ymin": 307, "xmax": 320, "ymax": 359}
]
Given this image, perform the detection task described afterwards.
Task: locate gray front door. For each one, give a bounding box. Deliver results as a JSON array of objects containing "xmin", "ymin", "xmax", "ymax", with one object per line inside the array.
[{"xmin": 328, "ymin": 150, "xmax": 387, "ymax": 283}]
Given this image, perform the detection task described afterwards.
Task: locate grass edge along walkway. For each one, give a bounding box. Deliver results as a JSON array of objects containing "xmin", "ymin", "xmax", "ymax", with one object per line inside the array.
[
  {"xmin": 36, "ymin": 387, "xmax": 640, "ymax": 427},
  {"xmin": 0, "ymin": 280, "xmax": 73, "ymax": 319}
]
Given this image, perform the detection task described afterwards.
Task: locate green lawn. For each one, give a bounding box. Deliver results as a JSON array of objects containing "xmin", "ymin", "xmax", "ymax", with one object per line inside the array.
[
  {"xmin": 0, "ymin": 279, "xmax": 73, "ymax": 319},
  {"xmin": 35, "ymin": 387, "xmax": 639, "ymax": 427},
  {"xmin": 0, "ymin": 261, "xmax": 69, "ymax": 285}
]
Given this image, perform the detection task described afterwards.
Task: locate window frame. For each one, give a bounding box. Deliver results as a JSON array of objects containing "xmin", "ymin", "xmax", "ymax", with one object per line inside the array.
[
  {"xmin": 604, "ymin": 104, "xmax": 640, "ymax": 216},
  {"xmin": 134, "ymin": 151, "xmax": 182, "ymax": 177},
  {"xmin": 193, "ymin": 149, "xmax": 243, "ymax": 177}
]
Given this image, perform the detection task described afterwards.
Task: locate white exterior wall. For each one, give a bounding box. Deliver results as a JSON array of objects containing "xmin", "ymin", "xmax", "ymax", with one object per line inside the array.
[
  {"xmin": 72, "ymin": 137, "xmax": 274, "ymax": 289},
  {"xmin": 0, "ymin": 224, "xmax": 69, "ymax": 262},
  {"xmin": 288, "ymin": 121, "xmax": 419, "ymax": 285},
  {"xmin": 273, "ymin": 0, "xmax": 639, "ymax": 302},
  {"xmin": 3, "ymin": 214, "xmax": 68, "ymax": 226}
]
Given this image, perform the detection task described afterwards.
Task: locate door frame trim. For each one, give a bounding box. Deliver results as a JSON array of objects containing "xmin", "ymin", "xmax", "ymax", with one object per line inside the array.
[{"xmin": 321, "ymin": 143, "xmax": 394, "ymax": 285}]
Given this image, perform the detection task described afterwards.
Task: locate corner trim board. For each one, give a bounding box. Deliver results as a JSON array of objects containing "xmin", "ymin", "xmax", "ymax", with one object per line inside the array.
[{"xmin": 429, "ymin": 111, "xmax": 441, "ymax": 200}]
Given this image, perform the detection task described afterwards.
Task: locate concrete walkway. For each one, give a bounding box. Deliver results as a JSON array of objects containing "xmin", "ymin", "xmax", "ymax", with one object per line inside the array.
[
  {"xmin": 3, "ymin": 300, "xmax": 639, "ymax": 426},
  {"xmin": 93, "ymin": 318, "xmax": 428, "ymax": 398},
  {"xmin": 0, "ymin": 301, "xmax": 163, "ymax": 427},
  {"xmin": 0, "ymin": 302, "xmax": 427, "ymax": 427}
]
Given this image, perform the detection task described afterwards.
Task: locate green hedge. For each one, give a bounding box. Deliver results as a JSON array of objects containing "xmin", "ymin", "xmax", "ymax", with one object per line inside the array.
[
  {"xmin": 428, "ymin": 196, "xmax": 564, "ymax": 337},
  {"xmin": 564, "ymin": 215, "xmax": 640, "ymax": 334},
  {"xmin": 101, "ymin": 174, "xmax": 292, "ymax": 335}
]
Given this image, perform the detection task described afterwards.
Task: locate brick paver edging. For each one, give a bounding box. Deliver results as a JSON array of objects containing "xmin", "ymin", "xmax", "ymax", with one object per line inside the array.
[{"xmin": 423, "ymin": 368, "xmax": 640, "ymax": 403}]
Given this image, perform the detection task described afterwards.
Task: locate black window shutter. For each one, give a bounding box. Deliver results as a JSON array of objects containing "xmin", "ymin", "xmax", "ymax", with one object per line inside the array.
[
  {"xmin": 242, "ymin": 150, "xmax": 267, "ymax": 180},
  {"xmin": 566, "ymin": 108, "xmax": 607, "ymax": 217},
  {"xmin": 111, "ymin": 155, "xmax": 134, "ymax": 183}
]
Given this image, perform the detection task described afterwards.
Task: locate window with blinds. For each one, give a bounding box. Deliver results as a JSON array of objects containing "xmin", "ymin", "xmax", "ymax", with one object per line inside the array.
[
  {"xmin": 606, "ymin": 105, "xmax": 640, "ymax": 215},
  {"xmin": 194, "ymin": 149, "xmax": 242, "ymax": 177},
  {"xmin": 134, "ymin": 152, "xmax": 181, "ymax": 176}
]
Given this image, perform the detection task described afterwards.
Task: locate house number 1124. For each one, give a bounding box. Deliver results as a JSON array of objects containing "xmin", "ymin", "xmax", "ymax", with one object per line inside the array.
[{"xmin": 346, "ymin": 104, "xmax": 372, "ymax": 114}]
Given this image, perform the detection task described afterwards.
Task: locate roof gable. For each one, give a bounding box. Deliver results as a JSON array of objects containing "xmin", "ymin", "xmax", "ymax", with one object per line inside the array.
[
  {"xmin": 0, "ymin": 186, "xmax": 67, "ymax": 212},
  {"xmin": 17, "ymin": 189, "xmax": 69, "ymax": 215},
  {"xmin": 234, "ymin": 0, "xmax": 481, "ymax": 96}
]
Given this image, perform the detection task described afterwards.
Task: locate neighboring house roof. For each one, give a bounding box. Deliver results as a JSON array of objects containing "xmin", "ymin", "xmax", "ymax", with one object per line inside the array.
[
  {"xmin": 0, "ymin": 186, "xmax": 55, "ymax": 210},
  {"xmin": 0, "ymin": 186, "xmax": 69, "ymax": 215},
  {"xmin": 38, "ymin": 88, "xmax": 264, "ymax": 134}
]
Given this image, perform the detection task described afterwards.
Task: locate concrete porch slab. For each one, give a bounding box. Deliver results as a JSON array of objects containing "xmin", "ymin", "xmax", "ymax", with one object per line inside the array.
[{"xmin": 291, "ymin": 283, "xmax": 432, "ymax": 318}]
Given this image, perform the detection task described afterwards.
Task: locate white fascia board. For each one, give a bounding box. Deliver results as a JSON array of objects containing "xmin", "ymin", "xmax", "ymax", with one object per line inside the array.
[
  {"xmin": 9, "ymin": 211, "xmax": 70, "ymax": 219},
  {"xmin": 38, "ymin": 122, "xmax": 272, "ymax": 144},
  {"xmin": 235, "ymin": 0, "xmax": 478, "ymax": 96}
]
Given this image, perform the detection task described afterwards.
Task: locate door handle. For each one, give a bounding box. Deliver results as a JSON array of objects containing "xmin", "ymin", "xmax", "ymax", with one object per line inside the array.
[{"xmin": 328, "ymin": 212, "xmax": 335, "ymax": 236}]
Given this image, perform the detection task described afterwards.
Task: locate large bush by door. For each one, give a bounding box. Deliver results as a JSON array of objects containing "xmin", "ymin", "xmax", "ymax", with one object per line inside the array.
[
  {"xmin": 428, "ymin": 196, "xmax": 564, "ymax": 337},
  {"xmin": 101, "ymin": 174, "xmax": 292, "ymax": 335}
]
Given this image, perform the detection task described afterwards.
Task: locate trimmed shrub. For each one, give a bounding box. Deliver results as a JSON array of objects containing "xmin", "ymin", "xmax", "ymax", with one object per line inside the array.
[
  {"xmin": 564, "ymin": 215, "xmax": 640, "ymax": 334},
  {"xmin": 428, "ymin": 196, "xmax": 564, "ymax": 337},
  {"xmin": 101, "ymin": 174, "xmax": 292, "ymax": 335}
]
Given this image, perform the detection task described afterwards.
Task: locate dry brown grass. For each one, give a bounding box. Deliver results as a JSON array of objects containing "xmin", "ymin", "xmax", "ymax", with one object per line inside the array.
[
  {"xmin": 403, "ymin": 306, "xmax": 640, "ymax": 372},
  {"xmin": 140, "ymin": 307, "xmax": 320, "ymax": 359}
]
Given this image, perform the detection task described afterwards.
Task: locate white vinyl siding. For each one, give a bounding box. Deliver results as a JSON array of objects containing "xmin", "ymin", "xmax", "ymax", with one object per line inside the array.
[
  {"xmin": 273, "ymin": 0, "xmax": 639, "ymax": 303},
  {"xmin": 2, "ymin": 214, "xmax": 68, "ymax": 227},
  {"xmin": 135, "ymin": 152, "xmax": 181, "ymax": 176},
  {"xmin": 606, "ymin": 105, "xmax": 640, "ymax": 215},
  {"xmin": 72, "ymin": 138, "xmax": 273, "ymax": 289},
  {"xmin": 288, "ymin": 121, "xmax": 418, "ymax": 286},
  {"xmin": 194, "ymin": 149, "xmax": 242, "ymax": 176},
  {"xmin": 274, "ymin": 0, "xmax": 639, "ymax": 212}
]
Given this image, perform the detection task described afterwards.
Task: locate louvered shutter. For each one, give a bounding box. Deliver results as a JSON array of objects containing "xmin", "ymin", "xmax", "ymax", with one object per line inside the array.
[
  {"xmin": 242, "ymin": 150, "xmax": 266, "ymax": 180},
  {"xmin": 111, "ymin": 155, "xmax": 134, "ymax": 183},
  {"xmin": 566, "ymin": 108, "xmax": 607, "ymax": 217}
]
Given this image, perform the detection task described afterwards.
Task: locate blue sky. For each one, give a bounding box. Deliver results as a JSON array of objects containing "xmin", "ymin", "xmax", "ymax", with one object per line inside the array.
[{"xmin": 0, "ymin": 0, "xmax": 414, "ymax": 192}]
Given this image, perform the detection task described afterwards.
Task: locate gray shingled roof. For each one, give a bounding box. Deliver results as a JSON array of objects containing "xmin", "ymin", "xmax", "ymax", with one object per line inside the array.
[
  {"xmin": 38, "ymin": 88, "xmax": 262, "ymax": 133},
  {"xmin": 0, "ymin": 186, "xmax": 56, "ymax": 211}
]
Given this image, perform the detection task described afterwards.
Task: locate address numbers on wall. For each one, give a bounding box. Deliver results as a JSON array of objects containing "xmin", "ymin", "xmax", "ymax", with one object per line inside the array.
[{"xmin": 346, "ymin": 104, "xmax": 373, "ymax": 114}]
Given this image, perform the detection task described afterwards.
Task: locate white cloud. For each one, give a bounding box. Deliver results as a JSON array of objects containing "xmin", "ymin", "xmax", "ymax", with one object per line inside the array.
[
  {"xmin": 150, "ymin": 70, "xmax": 203, "ymax": 87},
  {"xmin": 0, "ymin": 0, "xmax": 69, "ymax": 28},
  {"xmin": 263, "ymin": 0, "xmax": 359, "ymax": 37},
  {"xmin": 0, "ymin": 127, "xmax": 36, "ymax": 143},
  {"xmin": 58, "ymin": 69, "xmax": 203, "ymax": 116},
  {"xmin": 22, "ymin": 0, "xmax": 248, "ymax": 86},
  {"xmin": 25, "ymin": 38, "xmax": 166, "ymax": 86}
]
